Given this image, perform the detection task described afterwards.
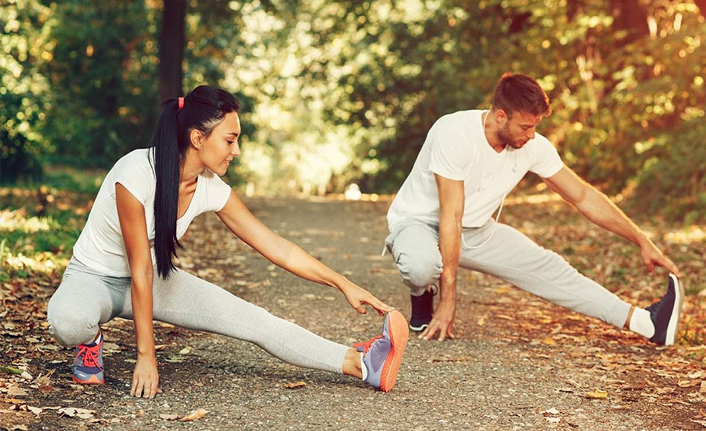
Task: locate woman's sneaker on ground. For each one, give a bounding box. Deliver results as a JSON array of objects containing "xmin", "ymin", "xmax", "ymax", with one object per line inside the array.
[
  {"xmin": 648, "ymin": 273, "xmax": 684, "ymax": 346},
  {"xmin": 354, "ymin": 310, "xmax": 409, "ymax": 392},
  {"xmin": 73, "ymin": 333, "xmax": 104, "ymax": 384}
]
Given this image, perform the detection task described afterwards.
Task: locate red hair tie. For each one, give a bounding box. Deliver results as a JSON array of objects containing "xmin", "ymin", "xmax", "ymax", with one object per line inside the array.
[{"xmin": 178, "ymin": 97, "xmax": 184, "ymax": 110}]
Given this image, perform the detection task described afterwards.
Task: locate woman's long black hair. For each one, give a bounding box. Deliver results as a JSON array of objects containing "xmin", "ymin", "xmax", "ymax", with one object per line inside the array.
[{"xmin": 148, "ymin": 85, "xmax": 240, "ymax": 279}]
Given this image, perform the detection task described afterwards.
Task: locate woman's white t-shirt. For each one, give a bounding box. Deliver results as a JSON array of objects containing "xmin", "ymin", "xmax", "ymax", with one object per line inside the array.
[
  {"xmin": 387, "ymin": 110, "xmax": 564, "ymax": 229},
  {"xmin": 73, "ymin": 148, "xmax": 232, "ymax": 277}
]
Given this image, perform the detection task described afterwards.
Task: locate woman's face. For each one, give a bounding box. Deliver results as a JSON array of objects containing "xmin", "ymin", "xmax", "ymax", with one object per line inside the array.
[{"xmin": 197, "ymin": 111, "xmax": 242, "ymax": 176}]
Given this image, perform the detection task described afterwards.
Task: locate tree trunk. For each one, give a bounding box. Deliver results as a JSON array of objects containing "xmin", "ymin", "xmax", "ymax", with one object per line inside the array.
[
  {"xmin": 610, "ymin": 0, "xmax": 649, "ymax": 43},
  {"xmin": 566, "ymin": 0, "xmax": 584, "ymax": 22},
  {"xmin": 158, "ymin": 0, "xmax": 187, "ymax": 104},
  {"xmin": 695, "ymin": 0, "xmax": 706, "ymax": 18}
]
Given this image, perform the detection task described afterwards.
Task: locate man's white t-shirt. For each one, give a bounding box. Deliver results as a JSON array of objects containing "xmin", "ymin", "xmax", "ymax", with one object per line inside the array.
[
  {"xmin": 73, "ymin": 148, "xmax": 232, "ymax": 277},
  {"xmin": 387, "ymin": 110, "xmax": 564, "ymax": 229}
]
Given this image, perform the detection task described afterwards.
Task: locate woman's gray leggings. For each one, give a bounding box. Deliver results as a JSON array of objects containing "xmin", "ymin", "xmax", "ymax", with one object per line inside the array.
[
  {"xmin": 386, "ymin": 219, "xmax": 632, "ymax": 328},
  {"xmin": 47, "ymin": 257, "xmax": 349, "ymax": 374}
]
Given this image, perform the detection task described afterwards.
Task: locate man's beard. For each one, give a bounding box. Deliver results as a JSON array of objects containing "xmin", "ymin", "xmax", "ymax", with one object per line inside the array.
[{"xmin": 497, "ymin": 124, "xmax": 526, "ymax": 149}]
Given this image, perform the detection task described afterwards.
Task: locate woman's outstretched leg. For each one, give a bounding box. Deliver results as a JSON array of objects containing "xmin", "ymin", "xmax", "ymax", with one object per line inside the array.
[{"xmin": 121, "ymin": 269, "xmax": 408, "ymax": 389}]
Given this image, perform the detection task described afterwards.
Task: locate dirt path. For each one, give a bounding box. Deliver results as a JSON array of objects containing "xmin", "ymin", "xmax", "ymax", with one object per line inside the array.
[{"xmin": 2, "ymin": 196, "xmax": 705, "ymax": 430}]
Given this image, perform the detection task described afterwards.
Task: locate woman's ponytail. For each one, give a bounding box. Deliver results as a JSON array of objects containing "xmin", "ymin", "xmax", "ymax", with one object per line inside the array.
[
  {"xmin": 149, "ymin": 100, "xmax": 183, "ymax": 279},
  {"xmin": 148, "ymin": 86, "xmax": 240, "ymax": 279}
]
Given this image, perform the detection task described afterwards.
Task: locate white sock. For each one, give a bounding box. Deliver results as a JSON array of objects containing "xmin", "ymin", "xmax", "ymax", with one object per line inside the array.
[
  {"xmin": 629, "ymin": 308, "xmax": 655, "ymax": 339},
  {"xmin": 88, "ymin": 331, "xmax": 102, "ymax": 346},
  {"xmin": 360, "ymin": 352, "xmax": 368, "ymax": 381}
]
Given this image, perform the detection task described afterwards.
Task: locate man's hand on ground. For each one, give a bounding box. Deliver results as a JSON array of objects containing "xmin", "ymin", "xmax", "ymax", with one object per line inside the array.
[{"xmin": 420, "ymin": 300, "xmax": 455, "ymax": 341}]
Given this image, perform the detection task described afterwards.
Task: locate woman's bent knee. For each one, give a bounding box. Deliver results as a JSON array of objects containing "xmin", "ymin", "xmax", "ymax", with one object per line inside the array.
[{"xmin": 47, "ymin": 303, "xmax": 99, "ymax": 347}]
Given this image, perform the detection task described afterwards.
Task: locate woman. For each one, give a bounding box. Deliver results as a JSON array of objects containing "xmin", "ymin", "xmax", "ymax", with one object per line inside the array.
[{"xmin": 47, "ymin": 85, "xmax": 408, "ymax": 397}]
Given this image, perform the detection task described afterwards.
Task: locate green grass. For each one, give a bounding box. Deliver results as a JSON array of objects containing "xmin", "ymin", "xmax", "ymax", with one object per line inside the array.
[{"xmin": 0, "ymin": 165, "xmax": 105, "ymax": 281}]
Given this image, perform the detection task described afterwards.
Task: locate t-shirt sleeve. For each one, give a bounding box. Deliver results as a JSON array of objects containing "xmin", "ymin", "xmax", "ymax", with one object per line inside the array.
[
  {"xmin": 529, "ymin": 136, "xmax": 564, "ymax": 178},
  {"xmin": 112, "ymin": 152, "xmax": 156, "ymax": 205},
  {"xmin": 202, "ymin": 171, "xmax": 232, "ymax": 212},
  {"xmin": 428, "ymin": 121, "xmax": 472, "ymax": 181}
]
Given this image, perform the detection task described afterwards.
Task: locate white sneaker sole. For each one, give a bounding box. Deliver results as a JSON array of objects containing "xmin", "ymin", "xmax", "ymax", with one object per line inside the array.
[
  {"xmin": 664, "ymin": 273, "xmax": 684, "ymax": 346},
  {"xmin": 409, "ymin": 323, "xmax": 429, "ymax": 332}
]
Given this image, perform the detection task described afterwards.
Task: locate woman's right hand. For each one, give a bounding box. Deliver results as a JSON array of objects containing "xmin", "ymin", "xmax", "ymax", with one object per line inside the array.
[
  {"xmin": 341, "ymin": 282, "xmax": 394, "ymax": 316},
  {"xmin": 131, "ymin": 352, "xmax": 160, "ymax": 398}
]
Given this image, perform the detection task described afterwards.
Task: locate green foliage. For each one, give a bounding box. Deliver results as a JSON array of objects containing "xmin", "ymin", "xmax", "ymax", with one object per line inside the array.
[
  {"xmin": 1, "ymin": 0, "xmax": 704, "ymax": 223},
  {"xmin": 41, "ymin": 165, "xmax": 104, "ymax": 196},
  {"xmin": 0, "ymin": 166, "xmax": 101, "ymax": 281},
  {"xmin": 633, "ymin": 119, "xmax": 706, "ymax": 223},
  {"xmin": 183, "ymin": 0, "xmax": 243, "ymax": 89},
  {"xmin": 550, "ymin": 1, "xmax": 706, "ymax": 194},
  {"xmin": 0, "ymin": 0, "xmax": 53, "ymax": 183},
  {"xmin": 343, "ymin": 0, "xmax": 510, "ymax": 192},
  {"xmin": 0, "ymin": 212, "xmax": 82, "ymax": 253},
  {"xmin": 300, "ymin": 0, "xmax": 706, "ymax": 213},
  {"xmin": 41, "ymin": 0, "xmax": 159, "ymax": 167}
]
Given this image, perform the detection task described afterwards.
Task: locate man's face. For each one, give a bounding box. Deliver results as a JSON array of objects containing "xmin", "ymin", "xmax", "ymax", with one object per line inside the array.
[{"xmin": 497, "ymin": 110, "xmax": 543, "ymax": 150}]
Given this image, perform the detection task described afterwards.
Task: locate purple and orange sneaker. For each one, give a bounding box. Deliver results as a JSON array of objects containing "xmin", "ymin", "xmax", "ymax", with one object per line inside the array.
[
  {"xmin": 354, "ymin": 310, "xmax": 409, "ymax": 392},
  {"xmin": 72, "ymin": 334, "xmax": 104, "ymax": 384}
]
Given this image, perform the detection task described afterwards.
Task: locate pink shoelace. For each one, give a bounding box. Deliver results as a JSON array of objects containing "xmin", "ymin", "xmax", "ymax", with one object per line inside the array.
[
  {"xmin": 75, "ymin": 343, "xmax": 102, "ymax": 369},
  {"xmin": 353, "ymin": 335, "xmax": 382, "ymax": 354}
]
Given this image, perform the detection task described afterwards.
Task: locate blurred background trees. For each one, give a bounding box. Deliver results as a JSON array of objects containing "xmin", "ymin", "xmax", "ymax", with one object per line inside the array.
[{"xmin": 2, "ymin": 0, "xmax": 705, "ymax": 221}]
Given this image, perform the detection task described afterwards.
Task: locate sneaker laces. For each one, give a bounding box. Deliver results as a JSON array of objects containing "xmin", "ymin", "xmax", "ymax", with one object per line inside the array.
[
  {"xmin": 353, "ymin": 335, "xmax": 382, "ymax": 354},
  {"xmin": 76, "ymin": 344, "xmax": 103, "ymax": 370}
]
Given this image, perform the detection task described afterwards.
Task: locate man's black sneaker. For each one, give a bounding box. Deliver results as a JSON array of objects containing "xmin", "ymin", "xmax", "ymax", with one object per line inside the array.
[
  {"xmin": 409, "ymin": 287, "xmax": 435, "ymax": 332},
  {"xmin": 647, "ymin": 273, "xmax": 684, "ymax": 346}
]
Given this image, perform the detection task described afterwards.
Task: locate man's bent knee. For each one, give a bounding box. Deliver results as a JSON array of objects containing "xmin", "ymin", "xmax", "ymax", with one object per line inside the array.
[{"xmin": 396, "ymin": 252, "xmax": 442, "ymax": 294}]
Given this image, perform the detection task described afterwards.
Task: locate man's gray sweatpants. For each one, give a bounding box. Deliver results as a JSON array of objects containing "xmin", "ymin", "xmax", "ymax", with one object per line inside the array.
[
  {"xmin": 47, "ymin": 257, "xmax": 349, "ymax": 374},
  {"xmin": 386, "ymin": 219, "xmax": 632, "ymax": 328}
]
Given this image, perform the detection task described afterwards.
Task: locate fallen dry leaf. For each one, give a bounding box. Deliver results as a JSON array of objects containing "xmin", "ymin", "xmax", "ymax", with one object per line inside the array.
[
  {"xmin": 701, "ymin": 381, "xmax": 706, "ymax": 393},
  {"xmin": 102, "ymin": 342, "xmax": 121, "ymax": 354},
  {"xmin": 58, "ymin": 407, "xmax": 96, "ymax": 419},
  {"xmin": 429, "ymin": 357, "xmax": 471, "ymax": 363},
  {"xmin": 34, "ymin": 369, "xmax": 55, "ymax": 386},
  {"xmin": 284, "ymin": 381, "xmax": 307, "ymax": 389},
  {"xmin": 16, "ymin": 404, "xmax": 42, "ymax": 415},
  {"xmin": 88, "ymin": 417, "xmax": 122, "ymax": 424},
  {"xmin": 7, "ymin": 386, "xmax": 28, "ymax": 397},
  {"xmin": 180, "ymin": 408, "xmax": 209, "ymax": 422},
  {"xmin": 163, "ymin": 355, "xmax": 187, "ymax": 363},
  {"xmin": 586, "ymin": 389, "xmax": 608, "ymax": 399},
  {"xmin": 678, "ymin": 380, "xmax": 702, "ymax": 388}
]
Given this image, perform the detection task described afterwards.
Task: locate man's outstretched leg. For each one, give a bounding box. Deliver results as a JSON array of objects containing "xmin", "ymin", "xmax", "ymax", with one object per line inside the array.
[{"xmin": 458, "ymin": 221, "xmax": 684, "ymax": 345}]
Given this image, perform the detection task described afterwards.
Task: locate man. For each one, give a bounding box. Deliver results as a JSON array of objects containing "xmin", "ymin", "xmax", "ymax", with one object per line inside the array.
[{"xmin": 385, "ymin": 72, "xmax": 683, "ymax": 345}]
